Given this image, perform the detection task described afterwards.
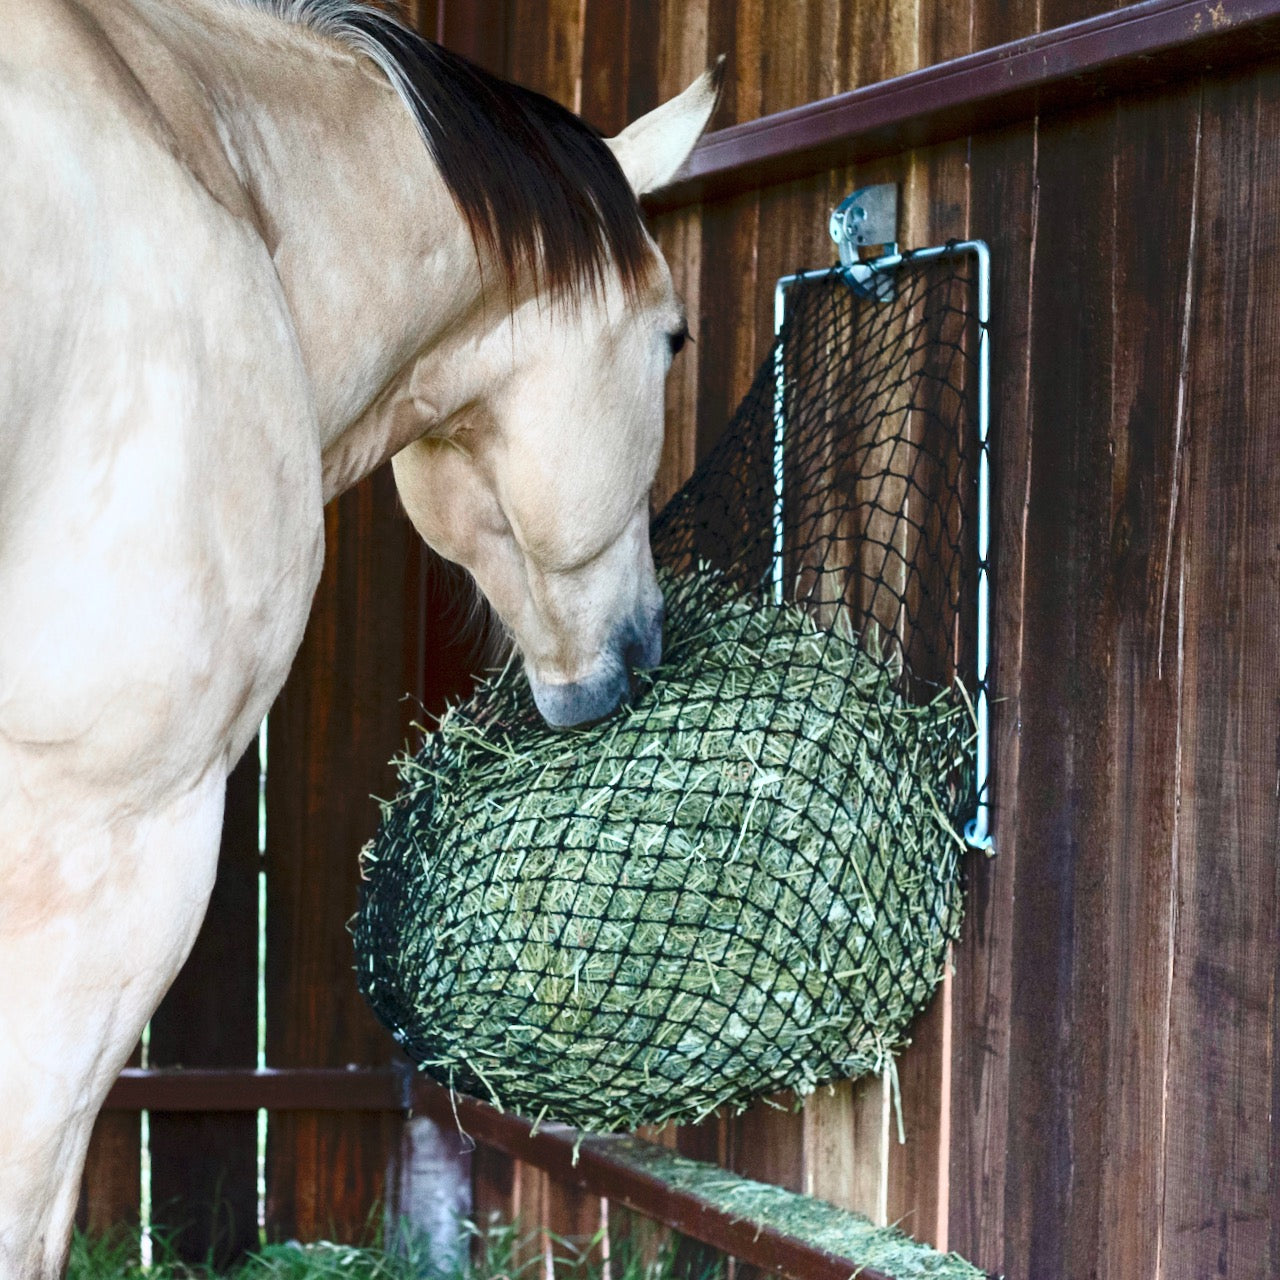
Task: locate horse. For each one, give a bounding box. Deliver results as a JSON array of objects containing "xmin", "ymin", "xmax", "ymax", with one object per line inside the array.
[{"xmin": 0, "ymin": 1, "xmax": 718, "ymax": 1272}]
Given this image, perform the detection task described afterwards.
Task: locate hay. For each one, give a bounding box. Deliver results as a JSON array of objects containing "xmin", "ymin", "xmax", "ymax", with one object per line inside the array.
[
  {"xmin": 357, "ymin": 585, "xmax": 971, "ymax": 1134},
  {"xmin": 603, "ymin": 1136, "xmax": 987, "ymax": 1280}
]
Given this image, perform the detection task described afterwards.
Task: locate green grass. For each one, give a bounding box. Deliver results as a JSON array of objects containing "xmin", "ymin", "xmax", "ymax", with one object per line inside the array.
[{"xmin": 67, "ymin": 1218, "xmax": 721, "ymax": 1280}]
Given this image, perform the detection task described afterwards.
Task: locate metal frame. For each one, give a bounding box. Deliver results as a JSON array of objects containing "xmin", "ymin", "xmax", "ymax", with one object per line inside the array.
[{"xmin": 772, "ymin": 240, "xmax": 993, "ymax": 853}]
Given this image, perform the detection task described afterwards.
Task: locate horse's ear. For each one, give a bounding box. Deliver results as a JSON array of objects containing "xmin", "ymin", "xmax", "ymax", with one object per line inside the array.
[{"xmin": 605, "ymin": 59, "xmax": 724, "ymax": 197}]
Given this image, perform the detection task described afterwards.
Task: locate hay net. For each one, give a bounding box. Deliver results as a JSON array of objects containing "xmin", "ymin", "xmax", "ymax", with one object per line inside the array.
[{"xmin": 355, "ymin": 251, "xmax": 983, "ymax": 1133}]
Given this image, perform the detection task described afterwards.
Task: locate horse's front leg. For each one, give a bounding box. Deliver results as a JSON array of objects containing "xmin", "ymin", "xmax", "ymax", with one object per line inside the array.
[{"xmin": 0, "ymin": 767, "xmax": 227, "ymax": 1280}]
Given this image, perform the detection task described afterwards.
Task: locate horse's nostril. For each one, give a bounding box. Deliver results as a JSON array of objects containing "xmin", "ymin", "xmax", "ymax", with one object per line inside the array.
[
  {"xmin": 624, "ymin": 606, "xmax": 664, "ymax": 674},
  {"xmin": 623, "ymin": 637, "xmax": 647, "ymax": 671}
]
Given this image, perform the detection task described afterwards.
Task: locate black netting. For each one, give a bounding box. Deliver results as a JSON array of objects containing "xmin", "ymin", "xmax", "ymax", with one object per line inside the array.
[{"xmin": 355, "ymin": 252, "xmax": 982, "ymax": 1133}]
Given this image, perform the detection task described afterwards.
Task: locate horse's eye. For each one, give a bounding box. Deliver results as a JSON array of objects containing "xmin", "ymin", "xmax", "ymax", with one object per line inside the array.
[{"xmin": 667, "ymin": 324, "xmax": 689, "ymax": 358}]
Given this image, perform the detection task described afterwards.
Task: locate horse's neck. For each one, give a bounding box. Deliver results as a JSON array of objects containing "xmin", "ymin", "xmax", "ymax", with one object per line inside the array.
[{"xmin": 115, "ymin": 0, "xmax": 490, "ymax": 484}]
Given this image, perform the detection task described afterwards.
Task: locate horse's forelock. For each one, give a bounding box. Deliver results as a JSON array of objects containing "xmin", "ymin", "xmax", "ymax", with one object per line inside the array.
[{"xmin": 256, "ymin": 1, "xmax": 654, "ymax": 305}]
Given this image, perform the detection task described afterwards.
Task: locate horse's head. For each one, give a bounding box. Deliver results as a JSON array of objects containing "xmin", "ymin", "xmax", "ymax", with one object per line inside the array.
[{"xmin": 392, "ymin": 67, "xmax": 718, "ymax": 727}]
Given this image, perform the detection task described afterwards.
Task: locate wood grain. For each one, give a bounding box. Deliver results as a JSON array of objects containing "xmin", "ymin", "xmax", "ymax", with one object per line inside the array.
[
  {"xmin": 1089, "ymin": 82, "xmax": 1202, "ymax": 1280},
  {"xmin": 945, "ymin": 114, "xmax": 1038, "ymax": 1275},
  {"xmin": 149, "ymin": 746, "xmax": 261, "ymax": 1266},
  {"xmin": 1158, "ymin": 65, "xmax": 1280, "ymax": 1280},
  {"xmin": 999, "ymin": 98, "xmax": 1119, "ymax": 1280},
  {"xmin": 264, "ymin": 469, "xmax": 418, "ymax": 1241}
]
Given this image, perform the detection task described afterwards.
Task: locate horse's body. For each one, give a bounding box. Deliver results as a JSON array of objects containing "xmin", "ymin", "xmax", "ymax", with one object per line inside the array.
[{"xmin": 0, "ymin": 3, "xmax": 715, "ymax": 1272}]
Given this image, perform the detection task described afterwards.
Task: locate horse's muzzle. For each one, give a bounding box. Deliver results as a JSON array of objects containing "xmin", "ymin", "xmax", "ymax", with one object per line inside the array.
[{"xmin": 529, "ymin": 599, "xmax": 664, "ymax": 728}]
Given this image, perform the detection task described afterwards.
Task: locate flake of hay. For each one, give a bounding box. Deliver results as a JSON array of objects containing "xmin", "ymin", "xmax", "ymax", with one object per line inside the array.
[
  {"xmin": 357, "ymin": 586, "xmax": 971, "ymax": 1133},
  {"xmin": 597, "ymin": 1136, "xmax": 987, "ymax": 1280}
]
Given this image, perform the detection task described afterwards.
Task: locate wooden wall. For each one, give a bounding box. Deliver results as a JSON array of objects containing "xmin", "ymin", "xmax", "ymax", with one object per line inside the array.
[
  {"xmin": 429, "ymin": 2, "xmax": 1280, "ymax": 1278},
  {"xmin": 78, "ymin": 2, "xmax": 1280, "ymax": 1278}
]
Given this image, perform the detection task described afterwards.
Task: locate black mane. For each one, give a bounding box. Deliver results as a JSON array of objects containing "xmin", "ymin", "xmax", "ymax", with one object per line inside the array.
[{"xmin": 344, "ymin": 9, "xmax": 653, "ymax": 302}]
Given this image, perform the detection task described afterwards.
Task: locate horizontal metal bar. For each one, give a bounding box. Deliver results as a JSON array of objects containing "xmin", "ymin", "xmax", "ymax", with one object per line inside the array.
[
  {"xmin": 410, "ymin": 1083, "xmax": 905, "ymax": 1280},
  {"xmin": 646, "ymin": 0, "xmax": 1280, "ymax": 211},
  {"xmin": 103, "ymin": 1070, "xmax": 1000, "ymax": 1279},
  {"xmin": 102, "ymin": 1066, "xmax": 410, "ymax": 1112}
]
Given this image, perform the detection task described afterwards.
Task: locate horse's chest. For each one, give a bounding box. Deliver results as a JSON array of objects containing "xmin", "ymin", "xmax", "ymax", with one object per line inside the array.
[
  {"xmin": 2, "ymin": 455, "xmax": 322, "ymax": 798},
  {"xmin": 1, "ymin": 385, "xmax": 324, "ymax": 807}
]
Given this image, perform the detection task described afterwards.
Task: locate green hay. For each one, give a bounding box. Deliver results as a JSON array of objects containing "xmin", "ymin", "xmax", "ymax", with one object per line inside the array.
[
  {"xmin": 359, "ymin": 588, "xmax": 971, "ymax": 1133},
  {"xmin": 594, "ymin": 1136, "xmax": 986, "ymax": 1280}
]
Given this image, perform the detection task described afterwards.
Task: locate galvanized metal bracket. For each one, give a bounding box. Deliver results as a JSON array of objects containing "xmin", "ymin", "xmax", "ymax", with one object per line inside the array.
[
  {"xmin": 774, "ymin": 238, "xmax": 995, "ymax": 856},
  {"xmin": 830, "ymin": 186, "xmax": 899, "ymax": 300}
]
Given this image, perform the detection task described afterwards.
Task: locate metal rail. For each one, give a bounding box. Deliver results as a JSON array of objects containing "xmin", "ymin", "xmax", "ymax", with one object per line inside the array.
[{"xmin": 645, "ymin": 0, "xmax": 1280, "ymax": 212}]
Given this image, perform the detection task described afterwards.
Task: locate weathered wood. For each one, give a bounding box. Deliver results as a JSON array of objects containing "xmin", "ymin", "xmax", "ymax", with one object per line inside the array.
[
  {"xmin": 507, "ymin": 0, "xmax": 582, "ymax": 107},
  {"xmin": 650, "ymin": 0, "xmax": 1280, "ymax": 211},
  {"xmin": 651, "ymin": 0, "xmax": 711, "ymax": 508},
  {"xmin": 580, "ymin": 0, "xmax": 661, "ymax": 135},
  {"xmin": 1157, "ymin": 65, "xmax": 1280, "ymax": 1280},
  {"xmin": 264, "ymin": 469, "xmax": 418, "ymax": 1241},
  {"xmin": 1089, "ymin": 82, "xmax": 1202, "ymax": 1280},
  {"xmin": 885, "ymin": 0, "xmax": 976, "ymax": 1210},
  {"xmin": 945, "ymin": 113, "xmax": 1038, "ymax": 1276},
  {"xmin": 998, "ymin": 98, "xmax": 1119, "ymax": 1280},
  {"xmin": 76, "ymin": 1080, "xmax": 140, "ymax": 1241},
  {"xmin": 149, "ymin": 746, "xmax": 261, "ymax": 1266},
  {"xmin": 437, "ymin": 0, "xmax": 510, "ymax": 75}
]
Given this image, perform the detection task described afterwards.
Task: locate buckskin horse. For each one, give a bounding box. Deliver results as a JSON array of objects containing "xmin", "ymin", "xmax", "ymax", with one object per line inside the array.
[{"xmin": 0, "ymin": 1, "xmax": 718, "ymax": 1271}]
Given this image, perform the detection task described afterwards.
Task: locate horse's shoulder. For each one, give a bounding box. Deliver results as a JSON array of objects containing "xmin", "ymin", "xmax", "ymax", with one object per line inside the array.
[{"xmin": 2, "ymin": 0, "xmax": 262, "ymax": 232}]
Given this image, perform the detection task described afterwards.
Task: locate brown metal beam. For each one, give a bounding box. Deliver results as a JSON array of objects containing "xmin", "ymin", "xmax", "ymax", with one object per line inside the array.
[
  {"xmin": 646, "ymin": 0, "xmax": 1280, "ymax": 211},
  {"xmin": 102, "ymin": 1066, "xmax": 409, "ymax": 1112},
  {"xmin": 408, "ymin": 1082, "xmax": 907, "ymax": 1280}
]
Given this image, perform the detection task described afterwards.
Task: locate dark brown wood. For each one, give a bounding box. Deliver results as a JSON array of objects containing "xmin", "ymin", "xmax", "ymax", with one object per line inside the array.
[
  {"xmin": 1090, "ymin": 83, "xmax": 1202, "ymax": 1280},
  {"xmin": 507, "ymin": 0, "xmax": 582, "ymax": 108},
  {"xmin": 76, "ymin": 1070, "xmax": 141, "ymax": 1240},
  {"xmin": 647, "ymin": 0, "xmax": 1280, "ymax": 210},
  {"xmin": 411, "ymin": 1086, "xmax": 919, "ymax": 1280},
  {"xmin": 580, "ymin": 0, "xmax": 662, "ymax": 134},
  {"xmin": 148, "ymin": 746, "xmax": 260, "ymax": 1266},
  {"xmin": 264, "ymin": 468, "xmax": 419, "ymax": 1242},
  {"xmin": 945, "ymin": 119, "xmax": 1035, "ymax": 1277},
  {"xmin": 103, "ymin": 1067, "xmax": 410, "ymax": 1113},
  {"xmin": 437, "ymin": 0, "xmax": 511, "ymax": 75},
  {"xmin": 1157, "ymin": 66, "xmax": 1280, "ymax": 1280},
  {"xmin": 998, "ymin": 97, "xmax": 1119, "ymax": 1280}
]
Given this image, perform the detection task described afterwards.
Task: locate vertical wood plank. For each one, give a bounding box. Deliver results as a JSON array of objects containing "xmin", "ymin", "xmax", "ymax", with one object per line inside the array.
[
  {"xmin": 1084, "ymin": 82, "xmax": 1204, "ymax": 1280},
  {"xmin": 76, "ymin": 1082, "xmax": 140, "ymax": 1242},
  {"xmin": 438, "ymin": 0, "xmax": 511, "ymax": 76},
  {"xmin": 688, "ymin": 0, "xmax": 763, "ymax": 464},
  {"xmin": 999, "ymin": 99, "xmax": 1118, "ymax": 1280},
  {"xmin": 945, "ymin": 117, "xmax": 1037, "ymax": 1277},
  {"xmin": 580, "ymin": 0, "xmax": 661, "ymax": 135},
  {"xmin": 507, "ymin": 0, "xmax": 582, "ymax": 107},
  {"xmin": 885, "ymin": 0, "xmax": 976, "ymax": 1199},
  {"xmin": 264, "ymin": 469, "xmax": 418, "ymax": 1242},
  {"xmin": 1158, "ymin": 66, "xmax": 1280, "ymax": 1280},
  {"xmin": 149, "ymin": 747, "xmax": 260, "ymax": 1266},
  {"xmin": 651, "ymin": 0, "xmax": 711, "ymax": 509},
  {"xmin": 943, "ymin": 4, "xmax": 1041, "ymax": 1271}
]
